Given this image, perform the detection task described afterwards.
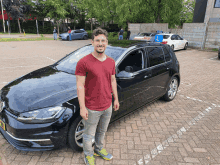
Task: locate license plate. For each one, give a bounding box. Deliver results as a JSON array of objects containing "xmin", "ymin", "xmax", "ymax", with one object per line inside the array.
[{"xmin": 0, "ymin": 119, "xmax": 6, "ymax": 131}]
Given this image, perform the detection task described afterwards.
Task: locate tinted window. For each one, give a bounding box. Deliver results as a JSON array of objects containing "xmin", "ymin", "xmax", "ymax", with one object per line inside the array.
[
  {"xmin": 171, "ymin": 35, "xmax": 177, "ymax": 40},
  {"xmin": 163, "ymin": 47, "xmax": 171, "ymax": 61},
  {"xmin": 56, "ymin": 46, "xmax": 126, "ymax": 74},
  {"xmin": 162, "ymin": 35, "xmax": 170, "ymax": 39},
  {"xmin": 118, "ymin": 49, "xmax": 143, "ymax": 72},
  {"xmin": 176, "ymin": 35, "xmax": 182, "ymax": 40},
  {"xmin": 147, "ymin": 47, "xmax": 165, "ymax": 67}
]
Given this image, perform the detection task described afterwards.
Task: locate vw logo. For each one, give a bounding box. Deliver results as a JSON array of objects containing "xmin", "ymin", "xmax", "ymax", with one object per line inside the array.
[{"xmin": 0, "ymin": 101, "xmax": 5, "ymax": 112}]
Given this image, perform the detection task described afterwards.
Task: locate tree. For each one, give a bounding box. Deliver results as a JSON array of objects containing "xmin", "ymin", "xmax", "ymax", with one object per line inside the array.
[
  {"xmin": 2, "ymin": 0, "xmax": 31, "ymax": 33},
  {"xmin": 180, "ymin": 0, "xmax": 196, "ymax": 23}
]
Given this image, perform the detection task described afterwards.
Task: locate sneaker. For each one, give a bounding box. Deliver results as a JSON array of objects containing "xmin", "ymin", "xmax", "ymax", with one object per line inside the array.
[
  {"xmin": 84, "ymin": 155, "xmax": 95, "ymax": 165},
  {"xmin": 94, "ymin": 148, "xmax": 113, "ymax": 160}
]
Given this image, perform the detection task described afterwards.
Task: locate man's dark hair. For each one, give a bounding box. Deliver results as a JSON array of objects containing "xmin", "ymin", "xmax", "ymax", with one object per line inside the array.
[{"xmin": 92, "ymin": 28, "xmax": 108, "ymax": 40}]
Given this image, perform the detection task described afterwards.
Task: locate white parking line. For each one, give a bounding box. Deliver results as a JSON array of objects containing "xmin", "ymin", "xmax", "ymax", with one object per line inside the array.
[
  {"xmin": 209, "ymin": 56, "xmax": 218, "ymax": 60},
  {"xmin": 136, "ymin": 96, "xmax": 220, "ymax": 165},
  {"xmin": 46, "ymin": 57, "xmax": 56, "ymax": 62}
]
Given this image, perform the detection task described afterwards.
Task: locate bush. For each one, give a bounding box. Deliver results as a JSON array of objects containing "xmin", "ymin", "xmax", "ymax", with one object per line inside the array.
[{"xmin": 87, "ymin": 31, "xmax": 93, "ymax": 39}]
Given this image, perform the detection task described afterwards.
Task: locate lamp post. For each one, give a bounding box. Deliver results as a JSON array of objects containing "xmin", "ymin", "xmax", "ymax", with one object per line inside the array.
[{"xmin": 0, "ymin": 0, "xmax": 6, "ymax": 33}]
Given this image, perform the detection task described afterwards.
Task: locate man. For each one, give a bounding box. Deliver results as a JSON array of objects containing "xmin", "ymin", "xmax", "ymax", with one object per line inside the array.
[
  {"xmin": 118, "ymin": 28, "xmax": 124, "ymax": 40},
  {"xmin": 126, "ymin": 28, "xmax": 131, "ymax": 40},
  {"xmin": 68, "ymin": 26, "xmax": 72, "ymax": 41},
  {"xmin": 75, "ymin": 28, "xmax": 119, "ymax": 165},
  {"xmin": 53, "ymin": 27, "xmax": 58, "ymax": 40}
]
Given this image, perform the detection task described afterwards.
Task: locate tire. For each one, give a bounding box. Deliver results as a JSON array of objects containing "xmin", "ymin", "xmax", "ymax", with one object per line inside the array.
[
  {"xmin": 83, "ymin": 35, "xmax": 88, "ymax": 40},
  {"xmin": 68, "ymin": 116, "xmax": 84, "ymax": 151},
  {"xmin": 184, "ymin": 43, "xmax": 188, "ymax": 50},
  {"xmin": 163, "ymin": 77, "xmax": 179, "ymax": 101},
  {"xmin": 171, "ymin": 45, "xmax": 174, "ymax": 50},
  {"xmin": 67, "ymin": 36, "xmax": 69, "ymax": 41}
]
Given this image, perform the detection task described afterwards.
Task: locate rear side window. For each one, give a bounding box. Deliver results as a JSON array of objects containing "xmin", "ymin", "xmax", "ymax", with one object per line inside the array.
[
  {"xmin": 163, "ymin": 47, "xmax": 172, "ymax": 61},
  {"xmin": 162, "ymin": 35, "xmax": 170, "ymax": 39},
  {"xmin": 147, "ymin": 47, "xmax": 165, "ymax": 67}
]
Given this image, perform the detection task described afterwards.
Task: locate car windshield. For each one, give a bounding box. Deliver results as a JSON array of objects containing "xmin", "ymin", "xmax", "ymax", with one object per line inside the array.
[
  {"xmin": 139, "ymin": 33, "xmax": 151, "ymax": 36},
  {"xmin": 150, "ymin": 33, "xmax": 156, "ymax": 36},
  {"xmin": 55, "ymin": 45, "xmax": 126, "ymax": 74}
]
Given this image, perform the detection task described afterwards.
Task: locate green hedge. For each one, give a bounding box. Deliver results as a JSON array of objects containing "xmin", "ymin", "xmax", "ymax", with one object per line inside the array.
[{"xmin": 87, "ymin": 31, "xmax": 128, "ymax": 40}]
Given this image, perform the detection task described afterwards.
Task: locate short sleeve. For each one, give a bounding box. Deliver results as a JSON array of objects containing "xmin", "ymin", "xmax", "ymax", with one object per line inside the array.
[
  {"xmin": 75, "ymin": 59, "xmax": 87, "ymax": 76},
  {"xmin": 112, "ymin": 61, "xmax": 116, "ymax": 75}
]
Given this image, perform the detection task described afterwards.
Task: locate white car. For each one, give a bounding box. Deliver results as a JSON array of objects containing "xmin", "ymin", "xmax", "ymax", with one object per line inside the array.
[{"xmin": 156, "ymin": 33, "xmax": 188, "ymax": 51}]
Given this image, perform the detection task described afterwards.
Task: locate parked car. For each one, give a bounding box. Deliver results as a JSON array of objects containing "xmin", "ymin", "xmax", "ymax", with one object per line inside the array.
[
  {"xmin": 59, "ymin": 29, "xmax": 88, "ymax": 40},
  {"xmin": 153, "ymin": 33, "xmax": 188, "ymax": 51},
  {"xmin": 0, "ymin": 42, "xmax": 180, "ymax": 151},
  {"xmin": 218, "ymin": 47, "xmax": 220, "ymax": 59},
  {"xmin": 132, "ymin": 33, "xmax": 156, "ymax": 41}
]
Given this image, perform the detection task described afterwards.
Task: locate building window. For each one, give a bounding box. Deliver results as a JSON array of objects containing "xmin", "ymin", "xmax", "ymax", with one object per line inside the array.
[{"xmin": 214, "ymin": 0, "xmax": 220, "ymax": 8}]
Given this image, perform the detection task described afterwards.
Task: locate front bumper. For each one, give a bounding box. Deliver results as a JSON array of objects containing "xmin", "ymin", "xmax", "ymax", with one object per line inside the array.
[
  {"xmin": 59, "ymin": 35, "xmax": 68, "ymax": 40},
  {"xmin": 0, "ymin": 108, "xmax": 73, "ymax": 151}
]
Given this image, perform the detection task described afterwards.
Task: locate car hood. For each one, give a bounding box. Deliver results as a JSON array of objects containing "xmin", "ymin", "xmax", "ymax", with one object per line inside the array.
[{"xmin": 1, "ymin": 66, "xmax": 77, "ymax": 113}]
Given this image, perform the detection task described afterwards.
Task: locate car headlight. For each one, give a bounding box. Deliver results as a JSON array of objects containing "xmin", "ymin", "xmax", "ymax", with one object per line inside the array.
[{"xmin": 18, "ymin": 106, "xmax": 66, "ymax": 123}]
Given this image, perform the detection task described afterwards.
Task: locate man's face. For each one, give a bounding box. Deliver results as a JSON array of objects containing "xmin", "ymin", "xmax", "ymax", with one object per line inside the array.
[{"xmin": 92, "ymin": 34, "xmax": 108, "ymax": 54}]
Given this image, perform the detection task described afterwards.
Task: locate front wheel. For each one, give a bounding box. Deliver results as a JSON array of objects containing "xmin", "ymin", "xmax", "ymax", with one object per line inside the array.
[
  {"xmin": 184, "ymin": 43, "xmax": 188, "ymax": 50},
  {"xmin": 163, "ymin": 77, "xmax": 179, "ymax": 101},
  {"xmin": 83, "ymin": 35, "xmax": 88, "ymax": 40},
  {"xmin": 68, "ymin": 116, "xmax": 84, "ymax": 151},
  {"xmin": 68, "ymin": 116, "xmax": 95, "ymax": 151}
]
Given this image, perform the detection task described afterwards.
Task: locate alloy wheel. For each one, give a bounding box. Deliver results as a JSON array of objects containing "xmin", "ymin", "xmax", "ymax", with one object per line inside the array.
[
  {"xmin": 168, "ymin": 78, "xmax": 178, "ymax": 100},
  {"xmin": 74, "ymin": 119, "xmax": 94, "ymax": 148},
  {"xmin": 75, "ymin": 119, "xmax": 84, "ymax": 148}
]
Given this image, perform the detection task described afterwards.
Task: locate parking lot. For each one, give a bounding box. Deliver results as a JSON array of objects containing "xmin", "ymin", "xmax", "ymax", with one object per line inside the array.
[{"xmin": 0, "ymin": 40, "xmax": 220, "ymax": 165}]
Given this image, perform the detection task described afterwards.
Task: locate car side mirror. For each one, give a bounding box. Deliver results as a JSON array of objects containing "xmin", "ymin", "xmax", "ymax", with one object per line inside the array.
[
  {"xmin": 125, "ymin": 66, "xmax": 133, "ymax": 73},
  {"xmin": 116, "ymin": 71, "xmax": 134, "ymax": 79}
]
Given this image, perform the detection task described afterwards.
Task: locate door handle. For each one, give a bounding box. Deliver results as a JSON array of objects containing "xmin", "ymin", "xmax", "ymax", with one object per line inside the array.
[{"xmin": 144, "ymin": 75, "xmax": 148, "ymax": 78}]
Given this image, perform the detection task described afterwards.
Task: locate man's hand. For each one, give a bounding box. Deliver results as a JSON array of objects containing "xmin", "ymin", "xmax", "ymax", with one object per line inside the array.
[
  {"xmin": 113, "ymin": 100, "xmax": 119, "ymax": 111},
  {"xmin": 80, "ymin": 107, "xmax": 88, "ymax": 120}
]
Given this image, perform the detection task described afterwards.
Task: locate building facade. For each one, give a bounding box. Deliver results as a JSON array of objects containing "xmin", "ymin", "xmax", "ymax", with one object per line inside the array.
[{"xmin": 193, "ymin": 0, "xmax": 220, "ymax": 23}]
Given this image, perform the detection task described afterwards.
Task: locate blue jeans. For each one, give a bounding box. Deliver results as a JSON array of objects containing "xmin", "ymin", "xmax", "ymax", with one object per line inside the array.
[
  {"xmin": 83, "ymin": 104, "xmax": 112, "ymax": 157},
  {"xmin": 119, "ymin": 35, "xmax": 123, "ymax": 40},
  {"xmin": 53, "ymin": 33, "xmax": 57, "ymax": 40},
  {"xmin": 69, "ymin": 33, "xmax": 72, "ymax": 41}
]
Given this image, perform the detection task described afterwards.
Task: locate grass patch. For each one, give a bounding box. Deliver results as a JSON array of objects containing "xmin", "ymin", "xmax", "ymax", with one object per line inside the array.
[
  {"xmin": 0, "ymin": 37, "xmax": 54, "ymax": 42},
  {"xmin": 212, "ymin": 48, "xmax": 219, "ymax": 51},
  {"xmin": 108, "ymin": 39, "xmax": 146, "ymax": 48}
]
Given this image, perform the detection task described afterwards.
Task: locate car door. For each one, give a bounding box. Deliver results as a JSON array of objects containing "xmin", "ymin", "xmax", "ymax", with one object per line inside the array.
[
  {"xmin": 72, "ymin": 30, "xmax": 81, "ymax": 39},
  {"xmin": 171, "ymin": 35, "xmax": 178, "ymax": 50},
  {"xmin": 145, "ymin": 46, "xmax": 170, "ymax": 99},
  {"xmin": 176, "ymin": 35, "xmax": 185, "ymax": 49},
  {"xmin": 116, "ymin": 48, "xmax": 152, "ymax": 117}
]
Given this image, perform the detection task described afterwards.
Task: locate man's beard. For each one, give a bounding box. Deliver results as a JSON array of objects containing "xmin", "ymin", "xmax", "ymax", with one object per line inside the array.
[
  {"xmin": 96, "ymin": 49, "xmax": 104, "ymax": 54},
  {"xmin": 96, "ymin": 46, "xmax": 104, "ymax": 54}
]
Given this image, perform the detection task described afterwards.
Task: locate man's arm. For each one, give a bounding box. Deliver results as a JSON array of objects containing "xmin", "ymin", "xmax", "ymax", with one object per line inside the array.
[
  {"xmin": 111, "ymin": 74, "xmax": 119, "ymax": 111},
  {"xmin": 76, "ymin": 75, "xmax": 88, "ymax": 120}
]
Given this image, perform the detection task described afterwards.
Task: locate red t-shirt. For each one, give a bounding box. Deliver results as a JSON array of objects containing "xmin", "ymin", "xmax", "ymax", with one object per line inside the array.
[{"xmin": 75, "ymin": 53, "xmax": 116, "ymax": 111}]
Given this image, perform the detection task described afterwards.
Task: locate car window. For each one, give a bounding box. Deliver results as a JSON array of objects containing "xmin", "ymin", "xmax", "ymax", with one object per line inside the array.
[
  {"xmin": 176, "ymin": 35, "xmax": 182, "ymax": 40},
  {"xmin": 79, "ymin": 30, "xmax": 85, "ymax": 33},
  {"xmin": 75, "ymin": 30, "xmax": 81, "ymax": 33},
  {"xmin": 171, "ymin": 35, "xmax": 176, "ymax": 40},
  {"xmin": 118, "ymin": 49, "xmax": 144, "ymax": 72},
  {"xmin": 163, "ymin": 47, "xmax": 171, "ymax": 62},
  {"xmin": 147, "ymin": 47, "xmax": 165, "ymax": 67},
  {"xmin": 55, "ymin": 46, "xmax": 126, "ymax": 74},
  {"xmin": 162, "ymin": 35, "xmax": 170, "ymax": 39}
]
